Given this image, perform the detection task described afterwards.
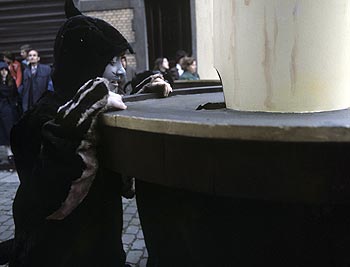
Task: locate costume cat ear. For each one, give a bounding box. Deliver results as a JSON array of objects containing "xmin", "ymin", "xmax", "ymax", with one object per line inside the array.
[{"xmin": 65, "ymin": 0, "xmax": 82, "ymax": 18}]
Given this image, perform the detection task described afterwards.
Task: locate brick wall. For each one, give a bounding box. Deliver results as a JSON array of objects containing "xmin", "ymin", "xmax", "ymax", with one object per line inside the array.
[{"xmin": 84, "ymin": 9, "xmax": 137, "ymax": 68}]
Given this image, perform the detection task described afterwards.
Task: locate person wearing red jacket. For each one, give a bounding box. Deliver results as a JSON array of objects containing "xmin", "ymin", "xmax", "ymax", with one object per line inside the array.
[{"xmin": 3, "ymin": 51, "xmax": 22, "ymax": 89}]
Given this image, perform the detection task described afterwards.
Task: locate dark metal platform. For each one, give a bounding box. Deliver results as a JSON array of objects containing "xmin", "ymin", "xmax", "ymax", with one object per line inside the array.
[
  {"xmin": 104, "ymin": 90, "xmax": 350, "ymax": 142},
  {"xmin": 100, "ymin": 88, "xmax": 350, "ymax": 204},
  {"xmin": 99, "ymin": 87, "xmax": 350, "ymax": 266}
]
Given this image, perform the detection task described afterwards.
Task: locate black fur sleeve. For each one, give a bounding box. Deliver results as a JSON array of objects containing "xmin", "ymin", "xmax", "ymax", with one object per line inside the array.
[{"xmin": 41, "ymin": 78, "xmax": 111, "ymax": 220}]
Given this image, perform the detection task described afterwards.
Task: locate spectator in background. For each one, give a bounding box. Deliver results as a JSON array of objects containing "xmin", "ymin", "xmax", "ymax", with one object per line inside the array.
[
  {"xmin": 3, "ymin": 51, "xmax": 22, "ymax": 89},
  {"xmin": 154, "ymin": 57, "xmax": 169, "ymax": 73},
  {"xmin": 21, "ymin": 49, "xmax": 53, "ymax": 113},
  {"xmin": 18, "ymin": 44, "xmax": 33, "ymax": 95},
  {"xmin": 120, "ymin": 55, "xmax": 136, "ymax": 95},
  {"xmin": 170, "ymin": 49, "xmax": 187, "ymax": 80},
  {"xmin": 180, "ymin": 56, "xmax": 200, "ymax": 81},
  {"xmin": 129, "ymin": 57, "xmax": 174, "ymax": 95},
  {"xmin": 19, "ymin": 44, "xmax": 32, "ymax": 67},
  {"xmin": 0, "ymin": 61, "xmax": 18, "ymax": 169},
  {"xmin": 153, "ymin": 57, "xmax": 174, "ymax": 87}
]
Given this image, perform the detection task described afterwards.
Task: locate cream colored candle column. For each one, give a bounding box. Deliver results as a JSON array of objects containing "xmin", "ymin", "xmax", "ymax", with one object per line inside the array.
[
  {"xmin": 214, "ymin": 0, "xmax": 350, "ymax": 112},
  {"xmin": 194, "ymin": 0, "xmax": 219, "ymax": 79}
]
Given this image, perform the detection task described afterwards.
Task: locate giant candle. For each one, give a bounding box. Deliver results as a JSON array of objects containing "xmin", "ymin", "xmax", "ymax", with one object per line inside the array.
[{"xmin": 214, "ymin": 0, "xmax": 350, "ymax": 112}]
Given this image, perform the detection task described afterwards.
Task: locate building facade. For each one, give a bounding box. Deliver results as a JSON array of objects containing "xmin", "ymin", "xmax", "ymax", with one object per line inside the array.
[
  {"xmin": 78, "ymin": 0, "xmax": 218, "ymax": 78},
  {"xmin": 0, "ymin": 0, "xmax": 218, "ymax": 79},
  {"xmin": 78, "ymin": 0, "xmax": 147, "ymax": 72}
]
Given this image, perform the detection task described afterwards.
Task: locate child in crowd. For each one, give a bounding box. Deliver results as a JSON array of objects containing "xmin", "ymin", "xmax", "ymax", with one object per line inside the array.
[
  {"xmin": 153, "ymin": 57, "xmax": 174, "ymax": 86},
  {"xmin": 180, "ymin": 56, "xmax": 200, "ymax": 81}
]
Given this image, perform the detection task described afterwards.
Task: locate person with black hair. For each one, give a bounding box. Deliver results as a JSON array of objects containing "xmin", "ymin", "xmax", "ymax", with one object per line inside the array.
[
  {"xmin": 128, "ymin": 57, "xmax": 174, "ymax": 96},
  {"xmin": 154, "ymin": 57, "xmax": 169, "ymax": 73},
  {"xmin": 153, "ymin": 57, "xmax": 174, "ymax": 86},
  {"xmin": 0, "ymin": 61, "xmax": 18, "ymax": 170},
  {"xmin": 21, "ymin": 49, "xmax": 54, "ymax": 113},
  {"xmin": 170, "ymin": 49, "xmax": 188, "ymax": 80},
  {"xmin": 3, "ymin": 51, "xmax": 22, "ymax": 89},
  {"xmin": 0, "ymin": 0, "xmax": 171, "ymax": 266}
]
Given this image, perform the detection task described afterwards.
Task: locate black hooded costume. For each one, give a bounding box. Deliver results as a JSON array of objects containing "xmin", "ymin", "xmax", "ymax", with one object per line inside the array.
[{"xmin": 3, "ymin": 1, "xmax": 133, "ymax": 266}]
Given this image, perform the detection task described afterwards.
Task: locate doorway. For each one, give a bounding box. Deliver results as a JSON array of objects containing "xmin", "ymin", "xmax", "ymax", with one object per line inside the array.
[{"xmin": 145, "ymin": 0, "xmax": 192, "ymax": 69}]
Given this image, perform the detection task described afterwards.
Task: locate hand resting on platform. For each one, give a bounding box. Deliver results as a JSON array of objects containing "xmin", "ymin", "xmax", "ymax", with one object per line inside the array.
[
  {"xmin": 136, "ymin": 73, "xmax": 173, "ymax": 97},
  {"xmin": 107, "ymin": 91, "xmax": 127, "ymax": 110}
]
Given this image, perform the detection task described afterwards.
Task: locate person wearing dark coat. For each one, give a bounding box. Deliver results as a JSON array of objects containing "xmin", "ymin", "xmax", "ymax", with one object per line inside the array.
[
  {"xmin": 128, "ymin": 57, "xmax": 174, "ymax": 96},
  {"xmin": 0, "ymin": 61, "xmax": 18, "ymax": 168},
  {"xmin": 153, "ymin": 57, "xmax": 174, "ymax": 87},
  {"xmin": 0, "ymin": 0, "xmax": 173, "ymax": 265},
  {"xmin": 0, "ymin": 0, "xmax": 134, "ymax": 266},
  {"xmin": 21, "ymin": 50, "xmax": 54, "ymax": 113},
  {"xmin": 169, "ymin": 49, "xmax": 187, "ymax": 81}
]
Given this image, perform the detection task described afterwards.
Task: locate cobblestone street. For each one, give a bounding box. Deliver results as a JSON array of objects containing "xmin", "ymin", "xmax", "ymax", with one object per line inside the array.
[{"xmin": 0, "ymin": 169, "xmax": 147, "ymax": 267}]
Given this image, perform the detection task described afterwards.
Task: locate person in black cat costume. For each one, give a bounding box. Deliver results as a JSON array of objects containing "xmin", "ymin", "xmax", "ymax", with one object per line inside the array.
[{"xmin": 0, "ymin": 0, "xmax": 171, "ymax": 266}]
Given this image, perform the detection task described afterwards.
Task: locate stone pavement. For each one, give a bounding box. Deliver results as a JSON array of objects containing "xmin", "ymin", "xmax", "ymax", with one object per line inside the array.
[{"xmin": 0, "ymin": 169, "xmax": 147, "ymax": 267}]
